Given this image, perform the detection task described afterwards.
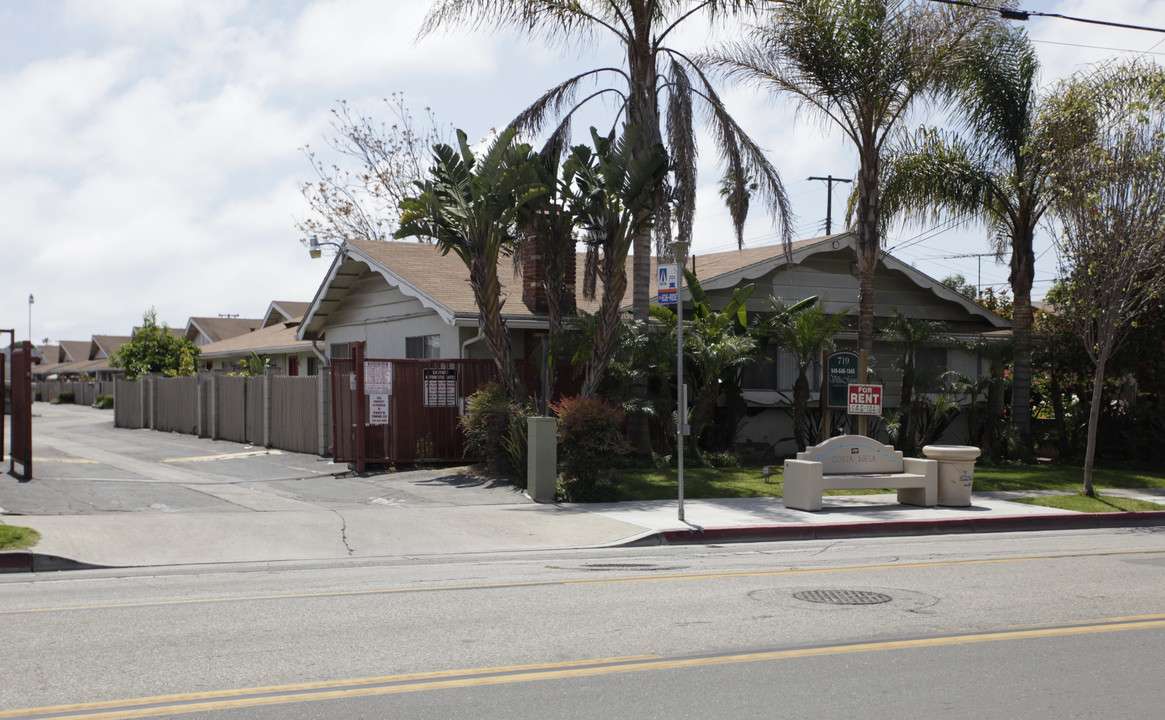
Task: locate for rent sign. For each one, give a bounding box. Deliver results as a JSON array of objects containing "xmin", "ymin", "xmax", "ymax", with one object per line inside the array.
[{"xmin": 847, "ymin": 383, "xmax": 883, "ymax": 415}]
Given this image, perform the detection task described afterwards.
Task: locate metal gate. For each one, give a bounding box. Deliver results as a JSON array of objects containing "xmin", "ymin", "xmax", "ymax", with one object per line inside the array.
[
  {"xmin": 329, "ymin": 342, "xmax": 580, "ymax": 470},
  {"xmin": 7, "ymin": 340, "xmax": 33, "ymax": 479}
]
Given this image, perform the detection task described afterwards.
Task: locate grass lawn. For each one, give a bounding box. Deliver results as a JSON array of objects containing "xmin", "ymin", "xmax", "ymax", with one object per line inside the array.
[
  {"xmin": 1012, "ymin": 494, "xmax": 1165, "ymax": 513},
  {"xmin": 613, "ymin": 462, "xmax": 1165, "ymax": 503},
  {"xmin": 0, "ymin": 524, "xmax": 41, "ymax": 551}
]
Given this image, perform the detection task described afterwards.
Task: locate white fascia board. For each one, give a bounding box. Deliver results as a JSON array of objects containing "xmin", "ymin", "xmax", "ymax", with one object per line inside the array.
[
  {"xmin": 451, "ymin": 314, "xmax": 551, "ymax": 330},
  {"xmin": 298, "ymin": 244, "xmax": 456, "ymax": 341},
  {"xmin": 695, "ymin": 236, "xmax": 848, "ymax": 293},
  {"xmin": 877, "ymin": 253, "xmax": 1011, "ymax": 328},
  {"xmin": 201, "ymin": 344, "xmax": 313, "ymax": 360}
]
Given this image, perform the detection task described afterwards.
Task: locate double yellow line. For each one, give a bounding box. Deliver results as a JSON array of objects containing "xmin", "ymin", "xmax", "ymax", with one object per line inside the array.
[{"xmin": 5, "ymin": 614, "xmax": 1165, "ymax": 719}]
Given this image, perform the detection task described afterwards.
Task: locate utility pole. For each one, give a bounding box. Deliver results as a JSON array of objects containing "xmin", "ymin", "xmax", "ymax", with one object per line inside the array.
[{"xmin": 808, "ymin": 175, "xmax": 852, "ymax": 235}]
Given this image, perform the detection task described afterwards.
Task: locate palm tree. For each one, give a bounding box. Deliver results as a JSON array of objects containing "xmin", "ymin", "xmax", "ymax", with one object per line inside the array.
[
  {"xmin": 420, "ymin": 0, "xmax": 793, "ymax": 326},
  {"xmin": 707, "ymin": 0, "xmax": 988, "ymax": 353},
  {"xmin": 764, "ymin": 298, "xmax": 848, "ymax": 452},
  {"xmin": 658, "ymin": 272, "xmax": 757, "ymax": 452},
  {"xmin": 564, "ymin": 127, "xmax": 668, "ymax": 398},
  {"xmin": 395, "ymin": 129, "xmax": 546, "ymax": 402},
  {"xmin": 883, "ymin": 310, "xmax": 947, "ymax": 454},
  {"xmin": 882, "ymin": 25, "xmax": 1052, "ymax": 449}
]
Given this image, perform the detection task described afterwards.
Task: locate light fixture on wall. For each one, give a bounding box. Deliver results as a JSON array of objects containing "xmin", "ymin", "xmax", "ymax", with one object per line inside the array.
[{"xmin": 308, "ymin": 235, "xmax": 344, "ymax": 259}]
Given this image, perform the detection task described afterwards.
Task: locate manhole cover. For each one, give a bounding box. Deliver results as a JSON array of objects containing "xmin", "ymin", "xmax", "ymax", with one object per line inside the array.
[{"xmin": 793, "ymin": 589, "xmax": 892, "ymax": 605}]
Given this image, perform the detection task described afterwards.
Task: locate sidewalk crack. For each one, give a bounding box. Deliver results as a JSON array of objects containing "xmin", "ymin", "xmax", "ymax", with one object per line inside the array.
[{"xmin": 332, "ymin": 510, "xmax": 355, "ymax": 556}]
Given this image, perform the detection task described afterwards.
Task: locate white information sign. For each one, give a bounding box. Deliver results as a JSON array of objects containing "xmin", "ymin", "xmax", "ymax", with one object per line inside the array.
[
  {"xmin": 657, "ymin": 263, "xmax": 678, "ymax": 304},
  {"xmin": 369, "ymin": 393, "xmax": 389, "ymax": 425},
  {"xmin": 364, "ymin": 361, "xmax": 392, "ymax": 395}
]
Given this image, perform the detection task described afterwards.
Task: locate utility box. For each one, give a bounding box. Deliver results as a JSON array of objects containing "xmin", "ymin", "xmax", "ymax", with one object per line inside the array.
[
  {"xmin": 527, "ymin": 416, "xmax": 558, "ymax": 503},
  {"xmin": 922, "ymin": 445, "xmax": 982, "ymax": 507}
]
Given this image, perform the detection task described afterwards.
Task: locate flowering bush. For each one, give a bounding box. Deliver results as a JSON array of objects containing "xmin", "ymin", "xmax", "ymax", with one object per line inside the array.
[{"xmin": 551, "ymin": 395, "xmax": 630, "ymax": 500}]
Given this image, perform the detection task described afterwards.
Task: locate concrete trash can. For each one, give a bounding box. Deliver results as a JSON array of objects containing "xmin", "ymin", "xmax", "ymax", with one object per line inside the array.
[{"xmin": 921, "ymin": 445, "xmax": 982, "ymax": 507}]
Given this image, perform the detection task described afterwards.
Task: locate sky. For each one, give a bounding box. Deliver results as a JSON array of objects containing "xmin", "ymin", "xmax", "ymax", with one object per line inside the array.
[{"xmin": 2, "ymin": 0, "xmax": 1162, "ymax": 347}]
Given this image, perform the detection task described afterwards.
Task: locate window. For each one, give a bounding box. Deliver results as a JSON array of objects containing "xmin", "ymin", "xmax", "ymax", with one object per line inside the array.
[
  {"xmin": 406, "ymin": 335, "xmax": 440, "ymax": 359},
  {"xmin": 330, "ymin": 343, "xmax": 350, "ymax": 360},
  {"xmin": 306, "ymin": 356, "xmax": 318, "ymax": 377},
  {"xmin": 915, "ymin": 347, "xmax": 948, "ymax": 389}
]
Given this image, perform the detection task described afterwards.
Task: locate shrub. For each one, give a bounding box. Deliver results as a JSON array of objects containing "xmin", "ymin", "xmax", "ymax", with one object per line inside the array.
[
  {"xmin": 552, "ymin": 395, "xmax": 630, "ymax": 500},
  {"xmin": 94, "ymin": 395, "xmax": 115, "ymax": 410},
  {"xmin": 461, "ymin": 382, "xmax": 524, "ymax": 478},
  {"xmin": 51, "ymin": 391, "xmax": 75, "ymax": 405}
]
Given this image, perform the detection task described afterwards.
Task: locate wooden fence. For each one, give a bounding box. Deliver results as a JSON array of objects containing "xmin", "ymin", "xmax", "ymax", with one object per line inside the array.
[
  {"xmin": 113, "ymin": 370, "xmax": 331, "ymax": 456},
  {"xmin": 35, "ymin": 380, "xmax": 117, "ymax": 406}
]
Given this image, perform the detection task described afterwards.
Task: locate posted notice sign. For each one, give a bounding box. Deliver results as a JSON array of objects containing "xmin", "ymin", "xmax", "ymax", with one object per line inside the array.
[
  {"xmin": 657, "ymin": 263, "xmax": 678, "ymax": 304},
  {"xmin": 847, "ymin": 383, "xmax": 883, "ymax": 415}
]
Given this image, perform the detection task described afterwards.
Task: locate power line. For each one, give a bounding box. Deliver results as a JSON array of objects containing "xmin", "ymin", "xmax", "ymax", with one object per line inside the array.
[
  {"xmin": 929, "ymin": 0, "xmax": 1165, "ymax": 34},
  {"xmin": 1032, "ymin": 38, "xmax": 1165, "ymax": 58}
]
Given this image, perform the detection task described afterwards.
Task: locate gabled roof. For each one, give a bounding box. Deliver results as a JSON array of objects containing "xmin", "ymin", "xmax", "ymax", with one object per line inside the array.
[
  {"xmin": 263, "ymin": 301, "xmax": 310, "ymax": 328},
  {"xmin": 199, "ymin": 320, "xmax": 313, "ymax": 359},
  {"xmin": 90, "ymin": 335, "xmax": 131, "ymax": 360},
  {"xmin": 184, "ymin": 317, "xmax": 262, "ymax": 345},
  {"xmin": 59, "ymin": 340, "xmax": 90, "ymax": 363},
  {"xmin": 299, "ymin": 234, "xmax": 1010, "ymax": 340}
]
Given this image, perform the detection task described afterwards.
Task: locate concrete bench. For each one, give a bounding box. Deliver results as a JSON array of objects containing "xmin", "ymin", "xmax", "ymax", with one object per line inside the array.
[{"xmin": 783, "ymin": 435, "xmax": 938, "ymax": 512}]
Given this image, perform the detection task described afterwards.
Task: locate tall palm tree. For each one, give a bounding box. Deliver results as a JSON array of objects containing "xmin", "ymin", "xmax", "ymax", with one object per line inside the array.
[
  {"xmin": 881, "ymin": 25, "xmax": 1051, "ymax": 449},
  {"xmin": 420, "ymin": 0, "xmax": 793, "ymax": 325},
  {"xmin": 395, "ymin": 129, "xmax": 546, "ymax": 401},
  {"xmin": 707, "ymin": 0, "xmax": 988, "ymax": 352}
]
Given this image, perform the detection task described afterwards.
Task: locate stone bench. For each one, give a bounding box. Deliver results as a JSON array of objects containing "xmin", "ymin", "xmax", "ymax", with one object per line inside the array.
[{"xmin": 783, "ymin": 435, "xmax": 938, "ymax": 512}]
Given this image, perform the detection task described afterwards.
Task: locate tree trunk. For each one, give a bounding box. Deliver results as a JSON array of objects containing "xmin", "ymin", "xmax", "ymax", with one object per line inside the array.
[
  {"xmin": 855, "ymin": 145, "xmax": 881, "ymax": 352},
  {"xmin": 793, "ymin": 371, "xmax": 810, "ymax": 452},
  {"xmin": 472, "ymin": 255, "xmax": 520, "ymax": 403},
  {"xmin": 1010, "ymin": 225, "xmax": 1036, "ymax": 450},
  {"xmin": 899, "ymin": 367, "xmax": 914, "ymax": 453},
  {"xmin": 1082, "ymin": 353, "xmax": 1110, "ymax": 498},
  {"xmin": 1050, "ymin": 370, "xmax": 1068, "ymax": 459},
  {"xmin": 582, "ymin": 255, "xmax": 628, "ymax": 399}
]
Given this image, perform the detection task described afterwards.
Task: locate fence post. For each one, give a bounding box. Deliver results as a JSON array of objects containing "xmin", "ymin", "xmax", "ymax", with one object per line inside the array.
[
  {"xmin": 209, "ymin": 372, "xmax": 219, "ymax": 440},
  {"xmin": 263, "ymin": 368, "xmax": 274, "ymax": 448},
  {"xmin": 318, "ymin": 367, "xmax": 331, "ymax": 457}
]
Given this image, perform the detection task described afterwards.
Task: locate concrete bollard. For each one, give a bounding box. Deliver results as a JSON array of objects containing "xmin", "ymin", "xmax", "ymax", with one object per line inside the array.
[{"xmin": 526, "ymin": 416, "xmax": 558, "ymax": 503}]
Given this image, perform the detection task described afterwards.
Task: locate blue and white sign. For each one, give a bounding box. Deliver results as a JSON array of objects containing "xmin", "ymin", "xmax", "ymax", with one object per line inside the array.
[{"xmin": 657, "ymin": 263, "xmax": 678, "ymax": 304}]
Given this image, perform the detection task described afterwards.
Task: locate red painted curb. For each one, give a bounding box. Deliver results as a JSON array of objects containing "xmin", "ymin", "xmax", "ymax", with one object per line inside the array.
[{"xmin": 0, "ymin": 551, "xmax": 33, "ymax": 573}]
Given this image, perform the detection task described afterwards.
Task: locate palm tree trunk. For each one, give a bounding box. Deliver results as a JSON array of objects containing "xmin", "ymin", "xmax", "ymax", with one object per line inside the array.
[
  {"xmin": 582, "ymin": 257, "xmax": 628, "ymax": 398},
  {"xmin": 1010, "ymin": 233, "xmax": 1035, "ymax": 450},
  {"xmin": 855, "ymin": 146, "xmax": 880, "ymax": 353},
  {"xmin": 472, "ymin": 255, "xmax": 520, "ymax": 402},
  {"xmin": 793, "ymin": 372, "xmax": 810, "ymax": 452}
]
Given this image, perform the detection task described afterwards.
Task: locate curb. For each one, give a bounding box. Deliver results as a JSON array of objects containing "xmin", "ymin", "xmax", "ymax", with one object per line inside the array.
[
  {"xmin": 651, "ymin": 511, "xmax": 1165, "ymax": 545},
  {"xmin": 0, "ymin": 551, "xmax": 110, "ymax": 574}
]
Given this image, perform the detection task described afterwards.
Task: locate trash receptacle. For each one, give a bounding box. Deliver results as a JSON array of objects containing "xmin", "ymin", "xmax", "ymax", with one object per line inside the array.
[{"xmin": 921, "ymin": 445, "xmax": 982, "ymax": 507}]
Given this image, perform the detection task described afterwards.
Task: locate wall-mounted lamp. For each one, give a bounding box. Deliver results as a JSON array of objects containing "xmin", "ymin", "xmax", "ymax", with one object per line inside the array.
[{"xmin": 308, "ymin": 235, "xmax": 344, "ymax": 259}]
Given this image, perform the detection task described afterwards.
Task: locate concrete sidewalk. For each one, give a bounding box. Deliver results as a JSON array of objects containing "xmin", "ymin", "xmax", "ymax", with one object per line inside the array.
[{"xmin": 3, "ymin": 404, "xmax": 1165, "ymax": 571}]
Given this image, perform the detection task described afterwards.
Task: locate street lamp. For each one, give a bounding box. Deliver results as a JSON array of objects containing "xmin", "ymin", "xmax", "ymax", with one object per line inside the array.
[
  {"xmin": 307, "ymin": 235, "xmax": 344, "ymax": 259},
  {"xmin": 669, "ymin": 240, "xmax": 690, "ymax": 523},
  {"xmin": 28, "ymin": 294, "xmax": 33, "ymax": 343}
]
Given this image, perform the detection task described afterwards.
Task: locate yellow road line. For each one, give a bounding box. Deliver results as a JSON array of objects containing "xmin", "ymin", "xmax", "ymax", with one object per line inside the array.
[
  {"xmin": 4, "ymin": 548, "xmax": 1164, "ymax": 616},
  {"xmin": 4, "ymin": 616, "xmax": 1165, "ymax": 719}
]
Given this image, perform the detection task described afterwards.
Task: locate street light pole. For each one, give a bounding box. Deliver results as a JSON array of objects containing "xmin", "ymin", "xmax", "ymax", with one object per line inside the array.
[
  {"xmin": 669, "ymin": 240, "xmax": 690, "ymax": 523},
  {"xmin": 28, "ymin": 294, "xmax": 33, "ymax": 343}
]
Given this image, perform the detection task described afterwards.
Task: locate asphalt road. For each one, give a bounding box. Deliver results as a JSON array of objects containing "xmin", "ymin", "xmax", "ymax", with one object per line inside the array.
[{"xmin": 3, "ymin": 527, "xmax": 1164, "ymax": 718}]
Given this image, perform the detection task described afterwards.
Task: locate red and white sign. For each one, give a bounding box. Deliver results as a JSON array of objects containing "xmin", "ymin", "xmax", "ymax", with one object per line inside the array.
[{"xmin": 847, "ymin": 383, "xmax": 883, "ymax": 415}]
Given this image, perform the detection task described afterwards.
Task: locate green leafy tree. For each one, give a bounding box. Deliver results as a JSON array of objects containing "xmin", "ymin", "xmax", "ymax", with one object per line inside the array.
[
  {"xmin": 420, "ymin": 0, "xmax": 793, "ymax": 327},
  {"xmin": 707, "ymin": 0, "xmax": 989, "ymax": 352},
  {"xmin": 111, "ymin": 309, "xmax": 201, "ymax": 381},
  {"xmin": 396, "ymin": 129, "xmax": 546, "ymax": 402},
  {"xmin": 882, "ymin": 25, "xmax": 1057, "ymax": 448},
  {"xmin": 1043, "ymin": 59, "xmax": 1165, "ymax": 495}
]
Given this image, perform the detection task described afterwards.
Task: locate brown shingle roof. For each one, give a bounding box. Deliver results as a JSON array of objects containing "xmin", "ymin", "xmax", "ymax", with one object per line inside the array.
[
  {"xmin": 185, "ymin": 317, "xmax": 262, "ymax": 344},
  {"xmin": 199, "ymin": 322, "xmax": 311, "ymax": 358}
]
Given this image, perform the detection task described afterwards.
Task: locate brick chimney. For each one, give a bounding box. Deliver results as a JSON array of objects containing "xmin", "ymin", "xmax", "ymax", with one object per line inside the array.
[{"xmin": 523, "ymin": 245, "xmax": 577, "ymax": 315}]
